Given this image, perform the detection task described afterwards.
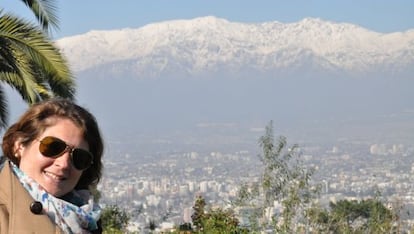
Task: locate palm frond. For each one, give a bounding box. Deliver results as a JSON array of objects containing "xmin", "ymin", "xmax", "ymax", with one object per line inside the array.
[
  {"xmin": 0, "ymin": 13, "xmax": 75, "ymax": 101},
  {"xmin": 0, "ymin": 16, "xmax": 49, "ymax": 103},
  {"xmin": 0, "ymin": 2, "xmax": 72, "ymax": 129},
  {"xmin": 0, "ymin": 86, "xmax": 8, "ymax": 129},
  {"xmin": 19, "ymin": 0, "xmax": 59, "ymax": 33},
  {"xmin": 0, "ymin": 71, "xmax": 43, "ymax": 104}
]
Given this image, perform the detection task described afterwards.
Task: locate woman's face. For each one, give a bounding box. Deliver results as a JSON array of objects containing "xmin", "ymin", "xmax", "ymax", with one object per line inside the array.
[{"xmin": 16, "ymin": 117, "xmax": 89, "ymax": 197}]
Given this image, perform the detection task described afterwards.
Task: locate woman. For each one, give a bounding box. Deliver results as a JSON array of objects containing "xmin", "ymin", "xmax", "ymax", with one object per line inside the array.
[{"xmin": 0, "ymin": 98, "xmax": 104, "ymax": 233}]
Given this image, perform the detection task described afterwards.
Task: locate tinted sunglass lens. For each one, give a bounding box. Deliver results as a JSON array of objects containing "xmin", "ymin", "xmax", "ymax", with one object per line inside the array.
[
  {"xmin": 40, "ymin": 137, "xmax": 67, "ymax": 157},
  {"xmin": 72, "ymin": 149, "xmax": 93, "ymax": 170},
  {"xmin": 40, "ymin": 136, "xmax": 93, "ymax": 170}
]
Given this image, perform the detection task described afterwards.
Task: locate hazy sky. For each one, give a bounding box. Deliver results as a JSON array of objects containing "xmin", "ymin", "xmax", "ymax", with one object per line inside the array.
[{"xmin": 2, "ymin": 0, "xmax": 414, "ymax": 39}]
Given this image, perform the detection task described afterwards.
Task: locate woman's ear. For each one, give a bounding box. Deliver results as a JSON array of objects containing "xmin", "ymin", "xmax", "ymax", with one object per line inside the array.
[{"xmin": 13, "ymin": 139, "xmax": 24, "ymax": 158}]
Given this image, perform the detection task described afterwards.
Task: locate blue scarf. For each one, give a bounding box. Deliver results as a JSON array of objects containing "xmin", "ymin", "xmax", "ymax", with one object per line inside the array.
[{"xmin": 10, "ymin": 162, "xmax": 101, "ymax": 234}]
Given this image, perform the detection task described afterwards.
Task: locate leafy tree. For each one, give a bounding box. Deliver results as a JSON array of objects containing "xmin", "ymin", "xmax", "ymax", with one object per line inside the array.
[
  {"xmin": 191, "ymin": 195, "xmax": 206, "ymax": 232},
  {"xmin": 100, "ymin": 205, "xmax": 130, "ymax": 233},
  {"xmin": 202, "ymin": 207, "xmax": 242, "ymax": 234},
  {"xmin": 310, "ymin": 198, "xmax": 395, "ymax": 233},
  {"xmin": 190, "ymin": 195, "xmax": 244, "ymax": 234},
  {"xmin": 232, "ymin": 121, "xmax": 406, "ymax": 233},
  {"xmin": 0, "ymin": 0, "xmax": 74, "ymax": 129},
  {"xmin": 234, "ymin": 121, "xmax": 319, "ymax": 233}
]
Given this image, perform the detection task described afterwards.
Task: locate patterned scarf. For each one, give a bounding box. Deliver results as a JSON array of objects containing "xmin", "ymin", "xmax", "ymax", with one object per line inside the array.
[{"xmin": 10, "ymin": 162, "xmax": 101, "ymax": 234}]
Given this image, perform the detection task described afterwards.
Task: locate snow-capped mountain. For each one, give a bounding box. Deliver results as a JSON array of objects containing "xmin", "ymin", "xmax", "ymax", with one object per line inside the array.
[
  {"xmin": 29, "ymin": 16, "xmax": 412, "ymax": 140},
  {"xmin": 56, "ymin": 16, "xmax": 414, "ymax": 77}
]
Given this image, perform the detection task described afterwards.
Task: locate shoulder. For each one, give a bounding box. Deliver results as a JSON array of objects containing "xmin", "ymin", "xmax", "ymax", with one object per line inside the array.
[
  {"xmin": 0, "ymin": 161, "xmax": 62, "ymax": 233},
  {"xmin": 0, "ymin": 158, "xmax": 9, "ymax": 233}
]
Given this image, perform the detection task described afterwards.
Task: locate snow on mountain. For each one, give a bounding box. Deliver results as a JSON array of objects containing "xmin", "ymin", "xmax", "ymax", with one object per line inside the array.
[
  {"xmin": 56, "ymin": 16, "xmax": 414, "ymax": 77},
  {"xmin": 45, "ymin": 16, "xmax": 414, "ymax": 139}
]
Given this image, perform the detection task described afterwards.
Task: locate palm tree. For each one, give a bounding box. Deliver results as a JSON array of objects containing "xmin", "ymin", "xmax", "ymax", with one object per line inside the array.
[{"xmin": 0, "ymin": 0, "xmax": 75, "ymax": 129}]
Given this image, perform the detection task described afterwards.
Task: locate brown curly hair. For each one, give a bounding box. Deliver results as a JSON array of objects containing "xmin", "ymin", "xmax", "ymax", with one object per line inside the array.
[{"xmin": 2, "ymin": 98, "xmax": 104, "ymax": 190}]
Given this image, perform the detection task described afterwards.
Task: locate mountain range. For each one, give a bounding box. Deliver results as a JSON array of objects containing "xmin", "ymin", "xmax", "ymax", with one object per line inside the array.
[
  {"xmin": 56, "ymin": 16, "xmax": 414, "ymax": 78},
  {"xmin": 18, "ymin": 16, "xmax": 412, "ymax": 144}
]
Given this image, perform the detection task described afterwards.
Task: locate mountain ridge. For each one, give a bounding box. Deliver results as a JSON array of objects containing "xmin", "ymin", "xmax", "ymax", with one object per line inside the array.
[{"xmin": 56, "ymin": 16, "xmax": 414, "ymax": 77}]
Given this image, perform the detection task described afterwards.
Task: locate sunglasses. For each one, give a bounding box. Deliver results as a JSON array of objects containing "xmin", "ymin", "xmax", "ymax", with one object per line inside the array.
[{"xmin": 38, "ymin": 136, "xmax": 94, "ymax": 170}]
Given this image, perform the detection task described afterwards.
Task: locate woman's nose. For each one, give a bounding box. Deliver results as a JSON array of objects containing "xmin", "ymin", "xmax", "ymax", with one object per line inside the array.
[{"xmin": 53, "ymin": 150, "xmax": 72, "ymax": 169}]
